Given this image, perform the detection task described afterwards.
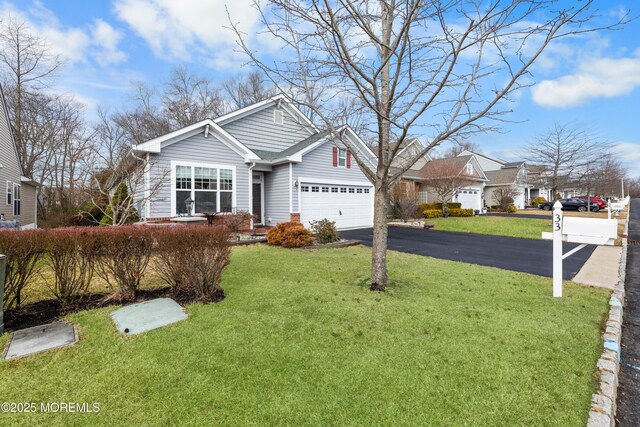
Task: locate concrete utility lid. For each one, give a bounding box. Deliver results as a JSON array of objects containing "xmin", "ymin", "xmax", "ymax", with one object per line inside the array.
[
  {"xmin": 3, "ymin": 322, "xmax": 77, "ymax": 361},
  {"xmin": 111, "ymin": 298, "xmax": 187, "ymax": 335}
]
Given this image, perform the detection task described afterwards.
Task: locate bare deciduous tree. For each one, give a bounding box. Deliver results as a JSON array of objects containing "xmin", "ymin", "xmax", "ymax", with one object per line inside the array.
[
  {"xmin": 421, "ymin": 158, "xmax": 476, "ymax": 216},
  {"xmin": 0, "ymin": 16, "xmax": 62, "ymax": 177},
  {"xmin": 222, "ymin": 70, "xmax": 278, "ymax": 109},
  {"xmin": 522, "ymin": 123, "xmax": 611, "ymax": 197},
  {"xmin": 492, "ymin": 186, "xmax": 519, "ymax": 211},
  {"xmin": 231, "ymin": 0, "xmax": 628, "ymax": 290}
]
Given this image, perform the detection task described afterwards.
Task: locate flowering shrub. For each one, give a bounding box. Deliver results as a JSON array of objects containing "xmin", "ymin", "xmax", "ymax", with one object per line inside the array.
[
  {"xmin": 267, "ymin": 222, "xmax": 314, "ymax": 248},
  {"xmin": 154, "ymin": 225, "xmax": 231, "ymax": 301},
  {"xmin": 0, "ymin": 230, "xmax": 45, "ymax": 310}
]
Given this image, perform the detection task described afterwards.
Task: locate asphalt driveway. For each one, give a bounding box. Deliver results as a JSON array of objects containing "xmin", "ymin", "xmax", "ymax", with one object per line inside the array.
[{"xmin": 342, "ymin": 227, "xmax": 596, "ymax": 280}]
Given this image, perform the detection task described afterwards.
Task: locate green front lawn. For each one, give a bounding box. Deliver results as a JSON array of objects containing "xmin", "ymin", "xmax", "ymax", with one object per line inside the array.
[
  {"xmin": 0, "ymin": 245, "xmax": 608, "ymax": 426},
  {"xmin": 428, "ymin": 215, "xmax": 551, "ymax": 239}
]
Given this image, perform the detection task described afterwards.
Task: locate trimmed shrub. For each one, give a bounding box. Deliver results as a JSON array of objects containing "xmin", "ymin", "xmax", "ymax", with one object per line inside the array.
[
  {"xmin": 418, "ymin": 202, "xmax": 461, "ymax": 211},
  {"xmin": 0, "ymin": 230, "xmax": 45, "ymax": 310},
  {"xmin": 155, "ymin": 225, "xmax": 231, "ymax": 301},
  {"xmin": 95, "ymin": 226, "xmax": 154, "ymax": 298},
  {"xmin": 448, "ymin": 208, "xmax": 474, "ymax": 217},
  {"xmin": 45, "ymin": 228, "xmax": 99, "ymax": 304},
  {"xmin": 422, "ymin": 209, "xmax": 442, "ymax": 219},
  {"xmin": 507, "ymin": 204, "xmax": 518, "ymax": 213},
  {"xmin": 530, "ymin": 197, "xmax": 547, "ymax": 208},
  {"xmin": 267, "ymin": 222, "xmax": 314, "ymax": 248},
  {"xmin": 309, "ymin": 219, "xmax": 340, "ymax": 244}
]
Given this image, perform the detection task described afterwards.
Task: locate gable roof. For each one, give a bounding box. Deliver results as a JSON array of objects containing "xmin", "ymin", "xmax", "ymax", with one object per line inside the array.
[
  {"xmin": 251, "ymin": 130, "xmax": 332, "ymax": 162},
  {"xmin": 458, "ymin": 149, "xmax": 505, "ymax": 166},
  {"xmin": 132, "ymin": 119, "xmax": 262, "ymax": 162},
  {"xmin": 419, "ymin": 155, "xmax": 487, "ymax": 181},
  {"xmin": 213, "ymin": 95, "xmax": 318, "ymax": 134},
  {"xmin": 485, "ymin": 168, "xmax": 521, "ymax": 186}
]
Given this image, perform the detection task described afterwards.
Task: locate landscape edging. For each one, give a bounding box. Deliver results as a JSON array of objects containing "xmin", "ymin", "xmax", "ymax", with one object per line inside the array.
[{"xmin": 587, "ymin": 207, "xmax": 630, "ymax": 427}]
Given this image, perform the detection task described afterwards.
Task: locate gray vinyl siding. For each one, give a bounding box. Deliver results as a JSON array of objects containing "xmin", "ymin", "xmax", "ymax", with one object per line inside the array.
[
  {"xmin": 292, "ymin": 139, "xmax": 372, "ymax": 188},
  {"xmin": 221, "ymin": 106, "xmax": 314, "ymax": 153},
  {"xmin": 264, "ymin": 164, "xmax": 291, "ymax": 225},
  {"xmin": 0, "ymin": 89, "xmax": 37, "ymax": 227},
  {"xmin": 146, "ymin": 132, "xmax": 251, "ymax": 218}
]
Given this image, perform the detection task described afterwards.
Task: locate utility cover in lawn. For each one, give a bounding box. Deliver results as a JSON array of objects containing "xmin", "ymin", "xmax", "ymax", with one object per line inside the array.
[
  {"xmin": 3, "ymin": 322, "xmax": 77, "ymax": 361},
  {"xmin": 111, "ymin": 298, "xmax": 187, "ymax": 335}
]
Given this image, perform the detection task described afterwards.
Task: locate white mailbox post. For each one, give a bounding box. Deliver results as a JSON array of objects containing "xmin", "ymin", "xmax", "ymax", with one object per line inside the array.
[{"xmin": 541, "ymin": 200, "xmax": 617, "ymax": 297}]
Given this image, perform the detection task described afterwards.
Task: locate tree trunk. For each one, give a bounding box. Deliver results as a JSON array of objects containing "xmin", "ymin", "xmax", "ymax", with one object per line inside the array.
[{"xmin": 370, "ymin": 182, "xmax": 389, "ymax": 291}]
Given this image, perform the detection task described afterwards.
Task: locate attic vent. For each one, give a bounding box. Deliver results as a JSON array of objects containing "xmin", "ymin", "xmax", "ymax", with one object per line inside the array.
[{"xmin": 273, "ymin": 109, "xmax": 284, "ymax": 125}]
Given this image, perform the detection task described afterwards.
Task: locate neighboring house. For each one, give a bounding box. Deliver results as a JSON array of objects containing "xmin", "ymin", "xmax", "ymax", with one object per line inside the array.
[
  {"xmin": 457, "ymin": 150, "xmax": 550, "ymax": 209},
  {"xmin": 392, "ymin": 138, "xmax": 433, "ymax": 203},
  {"xmin": 0, "ymin": 85, "xmax": 38, "ymax": 228},
  {"xmin": 416, "ymin": 155, "xmax": 488, "ymax": 211},
  {"xmin": 133, "ymin": 96, "xmax": 377, "ymax": 230}
]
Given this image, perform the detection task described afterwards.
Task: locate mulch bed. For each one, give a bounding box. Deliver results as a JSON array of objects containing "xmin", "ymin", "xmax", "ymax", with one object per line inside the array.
[{"xmin": 3, "ymin": 287, "xmax": 224, "ymax": 333}]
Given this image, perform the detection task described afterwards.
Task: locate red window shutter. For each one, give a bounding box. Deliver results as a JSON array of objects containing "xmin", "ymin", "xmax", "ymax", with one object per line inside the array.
[
  {"xmin": 346, "ymin": 151, "xmax": 351, "ymax": 168},
  {"xmin": 332, "ymin": 147, "xmax": 338, "ymax": 167}
]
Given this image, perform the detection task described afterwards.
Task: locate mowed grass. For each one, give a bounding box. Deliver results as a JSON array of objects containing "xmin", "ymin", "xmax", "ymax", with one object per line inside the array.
[
  {"xmin": 0, "ymin": 245, "xmax": 609, "ymax": 426},
  {"xmin": 428, "ymin": 215, "xmax": 551, "ymax": 239}
]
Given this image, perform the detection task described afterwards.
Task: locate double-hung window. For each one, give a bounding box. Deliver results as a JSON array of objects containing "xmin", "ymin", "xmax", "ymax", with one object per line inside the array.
[
  {"xmin": 174, "ymin": 164, "xmax": 234, "ymax": 215},
  {"xmin": 13, "ymin": 183, "xmax": 20, "ymax": 216},
  {"xmin": 6, "ymin": 181, "xmax": 12, "ymax": 205},
  {"xmin": 338, "ymin": 148, "xmax": 347, "ymax": 167}
]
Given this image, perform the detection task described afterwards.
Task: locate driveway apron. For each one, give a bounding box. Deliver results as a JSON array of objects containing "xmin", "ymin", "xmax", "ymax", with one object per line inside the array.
[{"xmin": 342, "ymin": 226, "xmax": 595, "ymax": 280}]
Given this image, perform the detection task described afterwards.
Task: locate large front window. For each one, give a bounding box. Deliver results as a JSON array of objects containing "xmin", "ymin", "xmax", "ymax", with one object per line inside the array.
[{"xmin": 175, "ymin": 164, "xmax": 234, "ymax": 215}]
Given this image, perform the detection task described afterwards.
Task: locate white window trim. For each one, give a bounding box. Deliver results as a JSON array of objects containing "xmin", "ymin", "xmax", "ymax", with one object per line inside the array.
[
  {"xmin": 338, "ymin": 148, "xmax": 347, "ymax": 168},
  {"xmin": 6, "ymin": 180, "xmax": 11, "ymax": 205},
  {"xmin": 13, "ymin": 183, "xmax": 20, "ymax": 216},
  {"xmin": 170, "ymin": 160, "xmax": 236, "ymax": 217}
]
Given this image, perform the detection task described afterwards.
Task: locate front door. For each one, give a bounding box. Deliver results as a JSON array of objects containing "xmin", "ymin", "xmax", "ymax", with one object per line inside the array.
[{"xmin": 252, "ymin": 174, "xmax": 263, "ymax": 224}]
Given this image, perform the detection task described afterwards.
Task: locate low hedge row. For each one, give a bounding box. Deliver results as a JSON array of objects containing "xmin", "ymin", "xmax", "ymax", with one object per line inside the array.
[
  {"xmin": 0, "ymin": 225, "xmax": 232, "ymax": 310},
  {"xmin": 418, "ymin": 202, "xmax": 462, "ymax": 211},
  {"xmin": 448, "ymin": 208, "xmax": 474, "ymax": 217}
]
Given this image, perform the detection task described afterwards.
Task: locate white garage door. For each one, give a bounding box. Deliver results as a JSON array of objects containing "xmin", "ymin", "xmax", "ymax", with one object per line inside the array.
[
  {"xmin": 300, "ymin": 183, "xmax": 374, "ymax": 230},
  {"xmin": 455, "ymin": 187, "xmax": 482, "ymax": 211}
]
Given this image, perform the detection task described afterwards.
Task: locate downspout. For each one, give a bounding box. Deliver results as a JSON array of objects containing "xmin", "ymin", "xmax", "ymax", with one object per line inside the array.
[
  {"xmin": 249, "ymin": 162, "xmax": 256, "ymax": 229},
  {"xmin": 289, "ymin": 163, "xmax": 293, "ymax": 214}
]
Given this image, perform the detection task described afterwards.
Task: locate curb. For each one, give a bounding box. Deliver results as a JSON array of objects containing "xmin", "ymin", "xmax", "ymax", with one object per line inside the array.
[{"xmin": 587, "ymin": 207, "xmax": 630, "ymax": 427}]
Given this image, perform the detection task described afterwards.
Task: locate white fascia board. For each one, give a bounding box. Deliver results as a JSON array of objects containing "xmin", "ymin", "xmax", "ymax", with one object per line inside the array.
[
  {"xmin": 280, "ymin": 101, "xmax": 319, "ymax": 132},
  {"xmin": 341, "ymin": 127, "xmax": 378, "ymax": 168}
]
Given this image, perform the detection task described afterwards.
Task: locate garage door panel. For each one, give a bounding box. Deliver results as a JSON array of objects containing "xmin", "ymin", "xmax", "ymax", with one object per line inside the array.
[{"xmin": 300, "ymin": 183, "xmax": 373, "ymax": 229}]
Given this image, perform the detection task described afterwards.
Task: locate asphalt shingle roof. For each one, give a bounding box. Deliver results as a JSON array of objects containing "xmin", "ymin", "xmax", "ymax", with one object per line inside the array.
[
  {"xmin": 485, "ymin": 168, "xmax": 520, "ymax": 186},
  {"xmin": 251, "ymin": 130, "xmax": 332, "ymax": 161}
]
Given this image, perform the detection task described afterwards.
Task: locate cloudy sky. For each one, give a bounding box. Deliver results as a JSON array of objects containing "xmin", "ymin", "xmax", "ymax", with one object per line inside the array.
[{"xmin": 2, "ymin": 0, "xmax": 640, "ymax": 177}]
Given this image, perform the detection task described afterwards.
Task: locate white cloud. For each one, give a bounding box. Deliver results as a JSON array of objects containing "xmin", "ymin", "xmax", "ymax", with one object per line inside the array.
[
  {"xmin": 531, "ymin": 52, "xmax": 640, "ymax": 108},
  {"xmin": 611, "ymin": 141, "xmax": 640, "ymax": 178},
  {"xmin": 113, "ymin": 0, "xmax": 267, "ymax": 68},
  {"xmin": 92, "ymin": 19, "xmax": 126, "ymax": 65}
]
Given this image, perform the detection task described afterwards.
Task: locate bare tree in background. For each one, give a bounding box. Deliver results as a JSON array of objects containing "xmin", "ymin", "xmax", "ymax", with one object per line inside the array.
[
  {"xmin": 628, "ymin": 177, "xmax": 640, "ymax": 198},
  {"xmin": 231, "ymin": 0, "xmax": 627, "ymax": 290},
  {"xmin": 443, "ymin": 141, "xmax": 480, "ymax": 158},
  {"xmin": 222, "ymin": 70, "xmax": 277, "ymax": 109},
  {"xmin": 164, "ymin": 66, "xmax": 227, "ymax": 126},
  {"xmin": 0, "ymin": 17, "xmax": 62, "ymax": 177},
  {"xmin": 522, "ymin": 123, "xmax": 610, "ymax": 197},
  {"xmin": 421, "ymin": 159, "xmax": 476, "ymax": 216}
]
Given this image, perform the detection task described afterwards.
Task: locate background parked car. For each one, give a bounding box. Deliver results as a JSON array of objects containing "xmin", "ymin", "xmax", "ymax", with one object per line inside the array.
[
  {"xmin": 538, "ymin": 198, "xmax": 600, "ymax": 212},
  {"xmin": 576, "ymin": 195, "xmax": 607, "ymax": 209}
]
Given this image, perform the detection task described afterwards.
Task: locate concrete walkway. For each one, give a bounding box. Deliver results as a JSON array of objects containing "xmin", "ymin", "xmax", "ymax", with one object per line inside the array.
[{"xmin": 572, "ymin": 245, "xmax": 623, "ymax": 289}]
